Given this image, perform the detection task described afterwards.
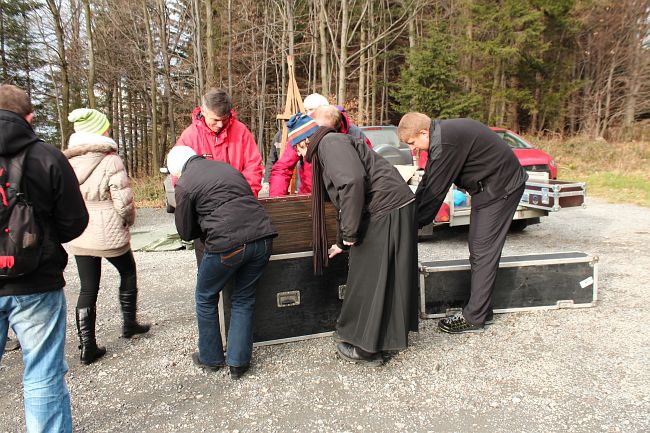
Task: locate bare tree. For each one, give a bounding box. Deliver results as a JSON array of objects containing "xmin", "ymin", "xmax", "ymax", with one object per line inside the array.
[
  {"xmin": 81, "ymin": 0, "xmax": 96, "ymax": 107},
  {"xmin": 45, "ymin": 0, "xmax": 71, "ymax": 147}
]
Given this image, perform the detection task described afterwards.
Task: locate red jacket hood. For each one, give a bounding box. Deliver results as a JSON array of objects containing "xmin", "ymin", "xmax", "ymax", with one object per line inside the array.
[{"xmin": 339, "ymin": 110, "xmax": 351, "ymax": 134}]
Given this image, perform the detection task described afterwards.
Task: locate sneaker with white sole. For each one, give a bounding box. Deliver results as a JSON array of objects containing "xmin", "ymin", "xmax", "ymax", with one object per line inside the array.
[{"xmin": 438, "ymin": 312, "xmax": 484, "ymax": 334}]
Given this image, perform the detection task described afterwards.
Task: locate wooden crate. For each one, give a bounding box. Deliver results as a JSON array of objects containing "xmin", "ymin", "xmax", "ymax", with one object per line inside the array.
[{"xmin": 259, "ymin": 194, "xmax": 338, "ymax": 255}]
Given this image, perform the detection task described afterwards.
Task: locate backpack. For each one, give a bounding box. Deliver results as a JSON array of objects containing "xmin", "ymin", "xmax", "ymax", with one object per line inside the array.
[{"xmin": 0, "ymin": 145, "xmax": 43, "ymax": 278}]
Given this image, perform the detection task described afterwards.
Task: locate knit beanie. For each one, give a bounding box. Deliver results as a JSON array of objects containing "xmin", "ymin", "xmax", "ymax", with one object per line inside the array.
[
  {"xmin": 287, "ymin": 113, "xmax": 319, "ymax": 147},
  {"xmin": 304, "ymin": 93, "xmax": 329, "ymax": 112},
  {"xmin": 68, "ymin": 108, "xmax": 110, "ymax": 135},
  {"xmin": 167, "ymin": 146, "xmax": 197, "ymax": 177}
]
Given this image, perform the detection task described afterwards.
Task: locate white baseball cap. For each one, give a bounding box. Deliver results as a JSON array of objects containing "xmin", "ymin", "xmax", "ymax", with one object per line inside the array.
[
  {"xmin": 167, "ymin": 146, "xmax": 197, "ymax": 177},
  {"xmin": 304, "ymin": 93, "xmax": 329, "ymax": 112}
]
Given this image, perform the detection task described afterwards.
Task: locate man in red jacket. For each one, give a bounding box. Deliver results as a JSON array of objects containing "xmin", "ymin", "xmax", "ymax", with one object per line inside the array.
[
  {"xmin": 175, "ymin": 88, "xmax": 263, "ymax": 197},
  {"xmin": 175, "ymin": 88, "xmax": 263, "ymax": 264}
]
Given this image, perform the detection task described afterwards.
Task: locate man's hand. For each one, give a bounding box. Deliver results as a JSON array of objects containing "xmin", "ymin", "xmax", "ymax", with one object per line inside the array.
[{"xmin": 328, "ymin": 244, "xmax": 343, "ymax": 258}]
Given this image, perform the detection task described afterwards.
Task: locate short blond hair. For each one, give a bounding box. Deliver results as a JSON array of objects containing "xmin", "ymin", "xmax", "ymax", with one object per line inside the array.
[
  {"xmin": 397, "ymin": 112, "xmax": 431, "ymax": 142},
  {"xmin": 312, "ymin": 105, "xmax": 341, "ymax": 130}
]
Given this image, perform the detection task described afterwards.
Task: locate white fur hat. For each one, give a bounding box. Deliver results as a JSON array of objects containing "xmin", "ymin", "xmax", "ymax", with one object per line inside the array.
[
  {"xmin": 167, "ymin": 146, "xmax": 197, "ymax": 177},
  {"xmin": 303, "ymin": 93, "xmax": 329, "ymax": 112}
]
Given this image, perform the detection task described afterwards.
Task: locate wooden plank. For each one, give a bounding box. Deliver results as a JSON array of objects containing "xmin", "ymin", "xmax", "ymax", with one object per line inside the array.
[{"xmin": 259, "ymin": 194, "xmax": 338, "ymax": 255}]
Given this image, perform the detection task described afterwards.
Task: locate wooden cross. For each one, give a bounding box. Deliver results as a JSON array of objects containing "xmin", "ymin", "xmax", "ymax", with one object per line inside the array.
[{"xmin": 276, "ymin": 56, "xmax": 305, "ymax": 194}]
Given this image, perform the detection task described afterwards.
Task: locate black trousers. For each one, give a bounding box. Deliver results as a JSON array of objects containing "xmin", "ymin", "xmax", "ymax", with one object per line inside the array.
[
  {"xmin": 463, "ymin": 184, "xmax": 525, "ymax": 325},
  {"xmin": 75, "ymin": 250, "xmax": 137, "ymax": 309}
]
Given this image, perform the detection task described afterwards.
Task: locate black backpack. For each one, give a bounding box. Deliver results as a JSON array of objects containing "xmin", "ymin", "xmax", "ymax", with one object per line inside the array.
[{"xmin": 0, "ymin": 145, "xmax": 43, "ymax": 278}]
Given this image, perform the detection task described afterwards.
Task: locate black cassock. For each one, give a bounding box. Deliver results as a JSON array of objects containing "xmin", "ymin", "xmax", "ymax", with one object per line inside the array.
[
  {"xmin": 316, "ymin": 132, "xmax": 419, "ymax": 353},
  {"xmin": 337, "ymin": 202, "xmax": 419, "ymax": 353}
]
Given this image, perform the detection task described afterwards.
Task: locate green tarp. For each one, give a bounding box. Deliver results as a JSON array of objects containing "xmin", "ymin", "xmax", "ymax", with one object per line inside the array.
[{"xmin": 130, "ymin": 230, "xmax": 194, "ymax": 252}]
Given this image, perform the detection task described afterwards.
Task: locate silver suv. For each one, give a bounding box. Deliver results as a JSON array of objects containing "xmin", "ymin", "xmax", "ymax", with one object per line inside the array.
[{"xmin": 360, "ymin": 125, "xmax": 413, "ymax": 166}]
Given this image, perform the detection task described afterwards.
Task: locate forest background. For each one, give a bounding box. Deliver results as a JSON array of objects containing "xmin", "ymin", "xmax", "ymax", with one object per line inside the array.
[{"xmin": 1, "ymin": 0, "xmax": 648, "ymax": 205}]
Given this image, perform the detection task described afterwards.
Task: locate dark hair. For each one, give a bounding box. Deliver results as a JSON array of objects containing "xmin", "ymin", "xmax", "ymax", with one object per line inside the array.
[
  {"xmin": 201, "ymin": 88, "xmax": 232, "ymax": 117},
  {"xmin": 0, "ymin": 84, "xmax": 32, "ymax": 117}
]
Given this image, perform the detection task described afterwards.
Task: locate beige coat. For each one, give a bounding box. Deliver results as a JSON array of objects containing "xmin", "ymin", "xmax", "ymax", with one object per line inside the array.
[{"xmin": 64, "ymin": 132, "xmax": 135, "ymax": 257}]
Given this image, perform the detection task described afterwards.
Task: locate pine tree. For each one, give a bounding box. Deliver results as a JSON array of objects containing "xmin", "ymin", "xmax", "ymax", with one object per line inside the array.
[{"xmin": 392, "ymin": 28, "xmax": 481, "ymax": 119}]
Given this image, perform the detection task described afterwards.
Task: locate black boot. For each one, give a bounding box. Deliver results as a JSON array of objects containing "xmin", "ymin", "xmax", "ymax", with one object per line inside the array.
[
  {"xmin": 76, "ymin": 307, "xmax": 107, "ymax": 365},
  {"xmin": 119, "ymin": 275, "xmax": 150, "ymax": 338}
]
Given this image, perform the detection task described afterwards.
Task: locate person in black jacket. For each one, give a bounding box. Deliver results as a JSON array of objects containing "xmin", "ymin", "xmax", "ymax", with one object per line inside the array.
[
  {"xmin": 398, "ymin": 113, "xmax": 528, "ymax": 334},
  {"xmin": 167, "ymin": 146, "xmax": 277, "ymax": 380},
  {"xmin": 288, "ymin": 113, "xmax": 419, "ymax": 367},
  {"xmin": 0, "ymin": 84, "xmax": 88, "ymax": 432}
]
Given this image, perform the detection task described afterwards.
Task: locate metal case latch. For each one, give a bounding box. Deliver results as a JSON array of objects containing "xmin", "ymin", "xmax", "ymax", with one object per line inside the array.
[
  {"xmin": 338, "ymin": 285, "xmax": 346, "ymax": 300},
  {"xmin": 277, "ymin": 291, "xmax": 301, "ymax": 308}
]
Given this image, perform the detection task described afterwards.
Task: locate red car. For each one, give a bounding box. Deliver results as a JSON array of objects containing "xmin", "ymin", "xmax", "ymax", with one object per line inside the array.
[
  {"xmin": 490, "ymin": 127, "xmax": 557, "ymax": 180},
  {"xmin": 415, "ymin": 127, "xmax": 557, "ymax": 180}
]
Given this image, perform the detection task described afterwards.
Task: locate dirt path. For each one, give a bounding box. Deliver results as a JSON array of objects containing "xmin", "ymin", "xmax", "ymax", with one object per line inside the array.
[{"xmin": 1, "ymin": 198, "xmax": 648, "ymax": 432}]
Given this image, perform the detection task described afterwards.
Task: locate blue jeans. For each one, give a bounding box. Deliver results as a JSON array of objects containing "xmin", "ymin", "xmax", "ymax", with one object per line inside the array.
[
  {"xmin": 195, "ymin": 237, "xmax": 272, "ymax": 367},
  {"xmin": 0, "ymin": 290, "xmax": 72, "ymax": 433}
]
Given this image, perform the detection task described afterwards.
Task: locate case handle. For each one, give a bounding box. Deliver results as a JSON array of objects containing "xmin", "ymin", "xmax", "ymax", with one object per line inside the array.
[{"xmin": 277, "ymin": 291, "xmax": 300, "ymax": 308}]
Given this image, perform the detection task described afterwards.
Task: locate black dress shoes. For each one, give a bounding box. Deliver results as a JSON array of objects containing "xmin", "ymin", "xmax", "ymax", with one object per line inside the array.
[
  {"xmin": 229, "ymin": 365, "xmax": 250, "ymax": 380},
  {"xmin": 336, "ymin": 342, "xmax": 383, "ymax": 367}
]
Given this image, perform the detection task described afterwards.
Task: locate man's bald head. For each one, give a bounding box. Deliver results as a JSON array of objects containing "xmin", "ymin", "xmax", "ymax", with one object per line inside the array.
[{"xmin": 312, "ymin": 105, "xmax": 342, "ymax": 131}]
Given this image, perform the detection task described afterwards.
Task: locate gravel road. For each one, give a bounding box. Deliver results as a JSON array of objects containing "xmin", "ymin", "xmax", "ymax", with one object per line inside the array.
[{"xmin": 1, "ymin": 198, "xmax": 649, "ymax": 433}]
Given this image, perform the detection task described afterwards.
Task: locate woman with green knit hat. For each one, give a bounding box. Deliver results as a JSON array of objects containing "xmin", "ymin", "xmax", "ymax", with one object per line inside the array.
[{"xmin": 64, "ymin": 108, "xmax": 150, "ymax": 365}]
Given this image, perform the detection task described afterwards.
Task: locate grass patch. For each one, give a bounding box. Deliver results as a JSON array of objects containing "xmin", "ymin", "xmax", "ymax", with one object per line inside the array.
[
  {"xmin": 131, "ymin": 175, "xmax": 165, "ymax": 208},
  {"xmin": 530, "ymin": 135, "xmax": 649, "ymax": 207}
]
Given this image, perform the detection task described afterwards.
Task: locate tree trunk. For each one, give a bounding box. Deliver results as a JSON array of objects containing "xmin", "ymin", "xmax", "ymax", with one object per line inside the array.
[
  {"xmin": 81, "ymin": 0, "xmax": 96, "ymax": 108},
  {"xmin": 193, "ymin": 0, "xmax": 205, "ymax": 96},
  {"xmin": 488, "ymin": 60, "xmax": 500, "ymax": 125},
  {"xmin": 530, "ymin": 72, "xmax": 542, "ymax": 133},
  {"xmin": 337, "ymin": 0, "xmax": 348, "ymax": 104},
  {"xmin": 45, "ymin": 0, "xmax": 71, "ymax": 148},
  {"xmin": 600, "ymin": 55, "xmax": 616, "ymax": 138},
  {"xmin": 127, "ymin": 89, "xmax": 135, "ymax": 175},
  {"xmin": 319, "ymin": 0, "xmax": 328, "ymax": 95},
  {"xmin": 309, "ymin": 0, "xmax": 317, "ymax": 93},
  {"xmin": 508, "ymin": 75, "xmax": 518, "ymax": 130},
  {"xmin": 227, "ymin": 0, "xmax": 232, "ymax": 94},
  {"xmin": 117, "ymin": 80, "xmax": 129, "ymax": 171},
  {"xmin": 358, "ymin": 22, "xmax": 366, "ymax": 123},
  {"xmin": 144, "ymin": 3, "xmax": 159, "ymax": 173},
  {"xmin": 286, "ymin": 0, "xmax": 294, "ymax": 57},
  {"xmin": 69, "ymin": 0, "xmax": 82, "ymax": 110},
  {"xmin": 156, "ymin": 0, "xmax": 177, "ymax": 142},
  {"xmin": 257, "ymin": 2, "xmax": 269, "ymax": 151},
  {"xmin": 0, "ymin": 1, "xmax": 8, "ymax": 82},
  {"xmin": 369, "ymin": 0, "xmax": 377, "ymax": 124},
  {"xmin": 205, "ymin": 0, "xmax": 214, "ymax": 86},
  {"xmin": 622, "ymin": 5, "xmax": 645, "ymax": 139},
  {"xmin": 21, "ymin": 12, "xmax": 31, "ymax": 97}
]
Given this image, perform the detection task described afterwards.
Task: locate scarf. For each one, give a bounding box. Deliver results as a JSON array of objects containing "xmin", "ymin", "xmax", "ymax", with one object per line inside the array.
[{"xmin": 305, "ymin": 126, "xmax": 336, "ymax": 275}]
